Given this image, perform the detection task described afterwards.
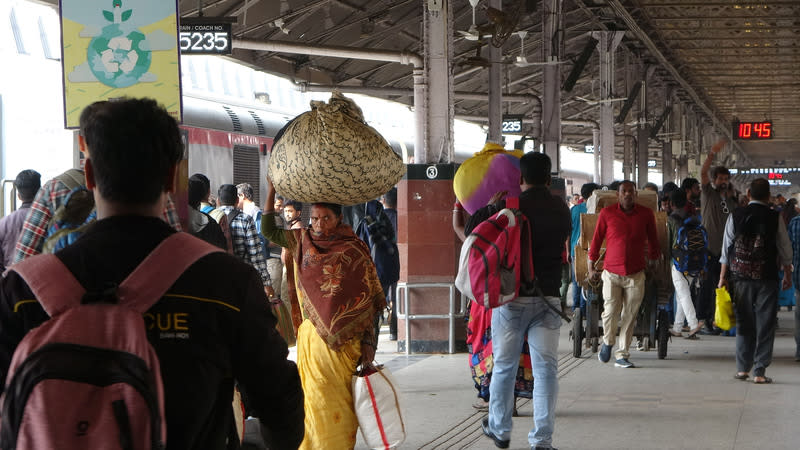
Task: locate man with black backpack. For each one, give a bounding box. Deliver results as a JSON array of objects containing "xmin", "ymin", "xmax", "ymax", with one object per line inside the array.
[
  {"xmin": 0, "ymin": 99, "xmax": 303, "ymax": 449},
  {"xmin": 668, "ymin": 189, "xmax": 706, "ymax": 338},
  {"xmin": 719, "ymin": 178, "xmax": 792, "ymax": 384}
]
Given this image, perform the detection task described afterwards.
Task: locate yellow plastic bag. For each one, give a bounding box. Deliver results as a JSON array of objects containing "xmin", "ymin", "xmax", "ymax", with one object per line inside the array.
[{"xmin": 715, "ymin": 287, "xmax": 735, "ymax": 331}]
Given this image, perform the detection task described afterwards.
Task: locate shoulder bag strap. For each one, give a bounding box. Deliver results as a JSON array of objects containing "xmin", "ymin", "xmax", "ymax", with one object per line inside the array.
[
  {"xmin": 11, "ymin": 255, "xmax": 86, "ymax": 317},
  {"xmin": 117, "ymin": 233, "xmax": 223, "ymax": 313}
]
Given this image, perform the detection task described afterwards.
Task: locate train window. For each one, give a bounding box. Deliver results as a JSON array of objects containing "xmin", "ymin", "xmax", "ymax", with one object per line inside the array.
[{"xmin": 233, "ymin": 145, "xmax": 261, "ymax": 205}]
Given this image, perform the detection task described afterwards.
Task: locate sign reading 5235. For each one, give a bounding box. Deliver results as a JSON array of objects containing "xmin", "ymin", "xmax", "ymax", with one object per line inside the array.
[{"xmin": 179, "ymin": 23, "xmax": 232, "ymax": 55}]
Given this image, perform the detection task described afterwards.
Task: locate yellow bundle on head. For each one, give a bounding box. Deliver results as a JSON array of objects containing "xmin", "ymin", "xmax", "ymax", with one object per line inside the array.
[
  {"xmin": 268, "ymin": 92, "xmax": 406, "ymax": 205},
  {"xmin": 453, "ymin": 144, "xmax": 523, "ymax": 215}
]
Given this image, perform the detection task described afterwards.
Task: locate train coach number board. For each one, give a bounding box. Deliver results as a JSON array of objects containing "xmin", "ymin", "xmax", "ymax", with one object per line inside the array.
[
  {"xmin": 732, "ymin": 121, "xmax": 773, "ymax": 140},
  {"xmin": 180, "ymin": 22, "xmax": 232, "ymax": 55}
]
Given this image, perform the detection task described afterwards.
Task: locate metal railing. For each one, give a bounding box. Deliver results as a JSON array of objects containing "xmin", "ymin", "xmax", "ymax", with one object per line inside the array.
[{"xmin": 396, "ymin": 282, "xmax": 467, "ymax": 355}]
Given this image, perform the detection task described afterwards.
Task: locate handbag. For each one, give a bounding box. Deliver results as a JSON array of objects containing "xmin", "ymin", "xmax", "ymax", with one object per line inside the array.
[
  {"xmin": 714, "ymin": 286, "xmax": 735, "ymax": 331},
  {"xmin": 271, "ymin": 299, "xmax": 296, "ymax": 347},
  {"xmin": 352, "ymin": 364, "xmax": 406, "ymax": 450}
]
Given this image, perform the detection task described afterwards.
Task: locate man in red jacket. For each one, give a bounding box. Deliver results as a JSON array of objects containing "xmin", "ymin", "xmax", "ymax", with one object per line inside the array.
[{"xmin": 589, "ymin": 181, "xmax": 661, "ymax": 368}]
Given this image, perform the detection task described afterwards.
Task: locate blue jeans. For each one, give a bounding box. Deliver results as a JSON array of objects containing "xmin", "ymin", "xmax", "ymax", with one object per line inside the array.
[
  {"xmin": 488, "ymin": 296, "xmax": 561, "ymax": 448},
  {"xmin": 794, "ymin": 290, "xmax": 800, "ymax": 358}
]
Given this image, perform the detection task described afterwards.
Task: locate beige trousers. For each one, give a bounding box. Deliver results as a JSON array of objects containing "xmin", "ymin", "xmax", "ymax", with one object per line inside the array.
[{"xmin": 601, "ymin": 270, "xmax": 646, "ymax": 360}]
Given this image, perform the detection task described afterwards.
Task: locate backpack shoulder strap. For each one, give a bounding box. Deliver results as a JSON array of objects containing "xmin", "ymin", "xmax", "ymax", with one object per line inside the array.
[
  {"xmin": 54, "ymin": 169, "xmax": 85, "ymax": 191},
  {"xmin": 11, "ymin": 255, "xmax": 86, "ymax": 317},
  {"xmin": 117, "ymin": 233, "xmax": 222, "ymax": 313}
]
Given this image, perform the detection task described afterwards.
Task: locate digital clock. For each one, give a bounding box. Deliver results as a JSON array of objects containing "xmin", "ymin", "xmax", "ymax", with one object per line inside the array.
[{"xmin": 732, "ymin": 121, "xmax": 773, "ymax": 140}]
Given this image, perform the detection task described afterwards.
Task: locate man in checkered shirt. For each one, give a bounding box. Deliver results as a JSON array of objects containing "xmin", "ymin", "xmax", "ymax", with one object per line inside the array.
[
  {"xmin": 13, "ymin": 168, "xmax": 182, "ymax": 263},
  {"xmin": 215, "ymin": 184, "xmax": 274, "ymax": 298}
]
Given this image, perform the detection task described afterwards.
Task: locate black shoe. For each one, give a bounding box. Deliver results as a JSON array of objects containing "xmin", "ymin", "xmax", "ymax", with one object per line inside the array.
[
  {"xmin": 481, "ymin": 417, "xmax": 509, "ymax": 449},
  {"xmin": 699, "ymin": 326, "xmax": 721, "ymax": 336}
]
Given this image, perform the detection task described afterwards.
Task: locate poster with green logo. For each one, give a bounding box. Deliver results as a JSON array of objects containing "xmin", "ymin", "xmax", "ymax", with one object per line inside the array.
[{"xmin": 60, "ymin": 0, "xmax": 181, "ymax": 128}]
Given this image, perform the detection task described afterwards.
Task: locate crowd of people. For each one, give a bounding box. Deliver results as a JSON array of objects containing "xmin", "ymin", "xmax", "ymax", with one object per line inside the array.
[
  {"xmin": 0, "ymin": 97, "xmax": 797, "ymax": 450},
  {"xmin": 454, "ymin": 140, "xmax": 799, "ymax": 450}
]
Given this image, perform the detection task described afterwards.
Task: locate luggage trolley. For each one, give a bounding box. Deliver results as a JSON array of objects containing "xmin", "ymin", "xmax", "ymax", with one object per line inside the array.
[{"xmin": 570, "ymin": 191, "xmax": 673, "ymax": 359}]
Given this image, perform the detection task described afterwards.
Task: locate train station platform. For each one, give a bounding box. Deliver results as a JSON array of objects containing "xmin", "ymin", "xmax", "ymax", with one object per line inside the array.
[{"xmin": 288, "ymin": 308, "xmax": 800, "ymax": 449}]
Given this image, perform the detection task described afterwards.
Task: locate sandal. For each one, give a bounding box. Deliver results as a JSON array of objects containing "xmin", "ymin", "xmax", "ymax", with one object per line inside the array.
[
  {"xmin": 472, "ymin": 399, "xmax": 489, "ymax": 411},
  {"xmin": 733, "ymin": 373, "xmax": 749, "ymax": 380},
  {"xmin": 753, "ymin": 376, "xmax": 773, "ymax": 384}
]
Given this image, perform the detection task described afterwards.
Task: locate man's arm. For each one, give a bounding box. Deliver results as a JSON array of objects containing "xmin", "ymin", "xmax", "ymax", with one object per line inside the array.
[
  {"xmin": 587, "ymin": 211, "xmax": 607, "ymax": 279},
  {"xmin": 700, "ymin": 139, "xmax": 727, "ymax": 186},
  {"xmin": 13, "ymin": 184, "xmax": 56, "ymax": 263},
  {"xmin": 232, "ymin": 271, "xmax": 304, "ymax": 449},
  {"xmin": 452, "ymin": 202, "xmax": 466, "ymax": 242},
  {"xmin": 718, "ymin": 215, "xmax": 735, "ymax": 289}
]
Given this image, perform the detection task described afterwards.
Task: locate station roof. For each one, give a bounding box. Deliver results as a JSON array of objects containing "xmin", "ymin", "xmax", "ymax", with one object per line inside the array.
[{"xmin": 40, "ymin": 0, "xmax": 800, "ymax": 169}]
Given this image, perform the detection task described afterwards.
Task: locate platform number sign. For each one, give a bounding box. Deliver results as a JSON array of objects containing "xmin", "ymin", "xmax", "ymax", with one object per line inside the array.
[
  {"xmin": 180, "ymin": 23, "xmax": 232, "ymax": 55},
  {"xmin": 732, "ymin": 121, "xmax": 772, "ymax": 140},
  {"xmin": 501, "ymin": 115, "xmax": 524, "ymax": 135}
]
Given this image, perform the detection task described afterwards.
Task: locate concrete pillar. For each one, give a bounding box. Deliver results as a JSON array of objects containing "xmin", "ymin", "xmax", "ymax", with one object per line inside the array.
[
  {"xmin": 419, "ymin": 0, "xmax": 453, "ymax": 164},
  {"xmin": 637, "ymin": 125, "xmax": 650, "ymax": 186},
  {"xmin": 396, "ymin": 2, "xmax": 462, "ymax": 354},
  {"xmin": 542, "ymin": 0, "xmax": 563, "ymax": 172},
  {"xmin": 592, "ymin": 31, "xmax": 625, "ymax": 184},
  {"xmin": 487, "ymin": 0, "xmax": 503, "ymax": 145},
  {"xmin": 396, "ymin": 164, "xmax": 465, "ymax": 353},
  {"xmin": 662, "ymin": 140, "xmax": 673, "ymax": 184}
]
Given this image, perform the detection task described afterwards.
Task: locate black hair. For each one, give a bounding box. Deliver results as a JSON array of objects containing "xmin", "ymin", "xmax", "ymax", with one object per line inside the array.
[
  {"xmin": 616, "ymin": 180, "xmax": 635, "ymax": 191},
  {"xmin": 519, "ymin": 152, "xmax": 551, "ymax": 185},
  {"xmin": 749, "ymin": 178, "xmax": 770, "ymax": 201},
  {"xmin": 312, "ymin": 202, "xmax": 342, "ymax": 217},
  {"xmin": 580, "ymin": 182, "xmax": 599, "ymax": 200},
  {"xmin": 607, "ymin": 180, "xmax": 622, "ymax": 191},
  {"xmin": 643, "ymin": 182, "xmax": 659, "ymax": 191},
  {"xmin": 217, "ymin": 184, "xmax": 238, "ymax": 206},
  {"xmin": 190, "ymin": 173, "xmax": 211, "ymax": 195},
  {"xmin": 14, "ymin": 169, "xmax": 41, "ymax": 202},
  {"xmin": 662, "ymin": 181, "xmax": 679, "ymax": 195},
  {"xmin": 711, "ymin": 166, "xmax": 730, "ymax": 180},
  {"xmin": 284, "ymin": 200, "xmax": 303, "ymax": 213},
  {"xmin": 79, "ymin": 98, "xmax": 182, "ymax": 205},
  {"xmin": 236, "ymin": 183, "xmax": 254, "ymax": 201},
  {"xmin": 188, "ymin": 177, "xmax": 206, "ymax": 208},
  {"xmin": 382, "ymin": 187, "xmax": 397, "ymax": 208},
  {"xmin": 670, "ymin": 188, "xmax": 687, "ymax": 208},
  {"xmin": 680, "ymin": 177, "xmax": 699, "ymax": 191}
]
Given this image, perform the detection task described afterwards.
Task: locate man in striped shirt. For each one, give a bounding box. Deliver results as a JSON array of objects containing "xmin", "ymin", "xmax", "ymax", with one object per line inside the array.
[{"xmin": 215, "ymin": 184, "xmax": 274, "ymax": 298}]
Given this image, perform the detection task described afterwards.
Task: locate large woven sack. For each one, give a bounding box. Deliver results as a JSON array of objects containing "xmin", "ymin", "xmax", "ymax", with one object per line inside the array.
[
  {"xmin": 268, "ymin": 92, "xmax": 405, "ymax": 205},
  {"xmin": 586, "ymin": 189, "xmax": 658, "ymax": 213},
  {"xmin": 453, "ymin": 144, "xmax": 523, "ymax": 215}
]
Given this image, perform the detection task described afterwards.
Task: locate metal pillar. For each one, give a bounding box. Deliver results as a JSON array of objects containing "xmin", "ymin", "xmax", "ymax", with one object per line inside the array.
[
  {"xmin": 421, "ymin": 0, "xmax": 454, "ymax": 163},
  {"xmin": 662, "ymin": 140, "xmax": 672, "ymax": 184},
  {"xmin": 541, "ymin": 0, "xmax": 563, "ymax": 171},
  {"xmin": 486, "ymin": 0, "xmax": 503, "ymax": 145},
  {"xmin": 637, "ymin": 125, "xmax": 650, "ymax": 186},
  {"xmin": 592, "ymin": 31, "xmax": 625, "ymax": 184}
]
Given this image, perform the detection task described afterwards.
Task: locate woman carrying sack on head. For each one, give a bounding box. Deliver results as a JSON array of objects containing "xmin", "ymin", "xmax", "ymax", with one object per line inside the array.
[{"xmin": 262, "ymin": 177, "xmax": 386, "ymax": 450}]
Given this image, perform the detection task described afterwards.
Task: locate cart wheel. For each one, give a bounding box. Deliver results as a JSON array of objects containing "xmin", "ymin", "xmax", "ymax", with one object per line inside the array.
[
  {"xmin": 572, "ymin": 308, "xmax": 583, "ymax": 358},
  {"xmin": 657, "ymin": 310, "xmax": 669, "ymax": 360},
  {"xmin": 591, "ymin": 336, "xmax": 599, "ymax": 353}
]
